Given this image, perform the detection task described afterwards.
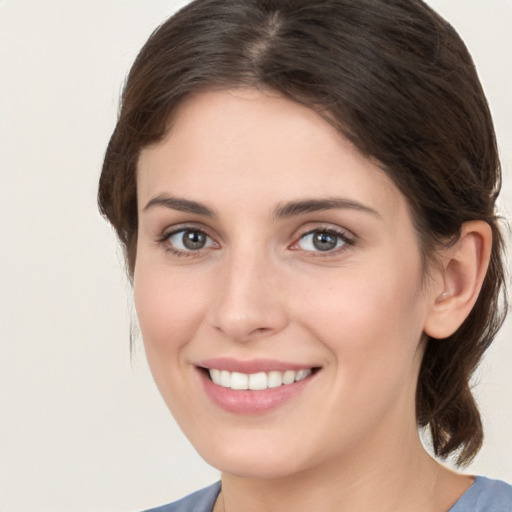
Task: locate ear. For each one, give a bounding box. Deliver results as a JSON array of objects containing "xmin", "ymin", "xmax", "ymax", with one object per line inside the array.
[{"xmin": 423, "ymin": 221, "xmax": 492, "ymax": 340}]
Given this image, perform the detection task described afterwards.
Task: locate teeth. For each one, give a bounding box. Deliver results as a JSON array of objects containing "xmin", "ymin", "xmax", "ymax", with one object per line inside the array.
[
  {"xmin": 282, "ymin": 370, "xmax": 296, "ymax": 385},
  {"xmin": 296, "ymin": 369, "xmax": 310, "ymax": 381},
  {"xmin": 230, "ymin": 372, "xmax": 249, "ymax": 390},
  {"xmin": 249, "ymin": 372, "xmax": 267, "ymax": 390},
  {"xmin": 208, "ymin": 368, "xmax": 313, "ymax": 390},
  {"xmin": 267, "ymin": 371, "xmax": 283, "ymax": 388},
  {"xmin": 220, "ymin": 370, "xmax": 231, "ymax": 387},
  {"xmin": 210, "ymin": 368, "xmax": 221, "ymax": 383}
]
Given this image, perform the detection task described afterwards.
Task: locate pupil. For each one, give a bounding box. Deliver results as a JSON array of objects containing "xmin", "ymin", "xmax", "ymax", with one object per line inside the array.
[
  {"xmin": 313, "ymin": 232, "xmax": 337, "ymax": 251},
  {"xmin": 183, "ymin": 231, "xmax": 206, "ymax": 250}
]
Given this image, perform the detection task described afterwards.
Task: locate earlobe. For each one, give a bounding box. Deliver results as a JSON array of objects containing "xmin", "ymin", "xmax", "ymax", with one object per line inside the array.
[{"xmin": 423, "ymin": 221, "xmax": 492, "ymax": 340}]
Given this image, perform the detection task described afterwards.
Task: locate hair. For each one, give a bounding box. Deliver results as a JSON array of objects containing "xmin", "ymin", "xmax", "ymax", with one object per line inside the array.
[{"xmin": 98, "ymin": 0, "xmax": 507, "ymax": 465}]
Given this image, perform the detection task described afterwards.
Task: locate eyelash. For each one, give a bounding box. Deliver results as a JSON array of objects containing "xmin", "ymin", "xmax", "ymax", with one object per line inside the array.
[
  {"xmin": 156, "ymin": 225, "xmax": 355, "ymax": 258},
  {"xmin": 157, "ymin": 227, "xmax": 217, "ymax": 258},
  {"xmin": 290, "ymin": 227, "xmax": 355, "ymax": 258}
]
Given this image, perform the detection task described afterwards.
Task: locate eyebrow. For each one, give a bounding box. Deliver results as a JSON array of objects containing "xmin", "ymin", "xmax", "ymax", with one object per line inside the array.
[
  {"xmin": 143, "ymin": 194, "xmax": 380, "ymax": 220},
  {"xmin": 143, "ymin": 195, "xmax": 216, "ymax": 217},
  {"xmin": 273, "ymin": 198, "xmax": 381, "ymax": 220}
]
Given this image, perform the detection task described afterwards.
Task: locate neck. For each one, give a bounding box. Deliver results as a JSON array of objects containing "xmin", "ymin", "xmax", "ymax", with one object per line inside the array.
[{"xmin": 217, "ymin": 429, "xmax": 471, "ymax": 512}]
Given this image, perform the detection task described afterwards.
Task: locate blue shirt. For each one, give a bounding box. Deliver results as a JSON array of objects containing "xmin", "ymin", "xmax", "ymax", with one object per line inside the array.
[
  {"xmin": 144, "ymin": 476, "xmax": 512, "ymax": 511},
  {"xmin": 448, "ymin": 476, "xmax": 512, "ymax": 512}
]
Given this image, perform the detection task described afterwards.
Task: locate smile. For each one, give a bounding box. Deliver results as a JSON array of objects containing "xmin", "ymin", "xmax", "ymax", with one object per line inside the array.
[
  {"xmin": 208, "ymin": 368, "xmax": 313, "ymax": 390},
  {"xmin": 198, "ymin": 359, "xmax": 320, "ymax": 414}
]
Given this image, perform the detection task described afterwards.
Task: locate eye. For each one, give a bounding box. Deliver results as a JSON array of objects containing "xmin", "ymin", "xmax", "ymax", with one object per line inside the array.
[
  {"xmin": 164, "ymin": 228, "xmax": 217, "ymax": 252},
  {"xmin": 295, "ymin": 229, "xmax": 351, "ymax": 253}
]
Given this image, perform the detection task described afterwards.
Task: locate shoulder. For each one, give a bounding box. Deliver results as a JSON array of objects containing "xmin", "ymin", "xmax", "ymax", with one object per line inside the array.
[
  {"xmin": 142, "ymin": 482, "xmax": 221, "ymax": 512},
  {"xmin": 449, "ymin": 476, "xmax": 512, "ymax": 512}
]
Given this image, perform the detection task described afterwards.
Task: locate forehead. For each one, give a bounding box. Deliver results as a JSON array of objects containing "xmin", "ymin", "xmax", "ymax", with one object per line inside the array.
[{"xmin": 137, "ymin": 88, "xmax": 406, "ymax": 221}]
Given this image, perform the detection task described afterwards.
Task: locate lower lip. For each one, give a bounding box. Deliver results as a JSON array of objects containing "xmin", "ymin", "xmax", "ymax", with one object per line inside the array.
[{"xmin": 199, "ymin": 370, "xmax": 316, "ymax": 414}]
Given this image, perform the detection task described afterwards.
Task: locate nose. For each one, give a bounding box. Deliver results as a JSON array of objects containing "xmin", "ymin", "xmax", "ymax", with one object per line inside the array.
[{"xmin": 208, "ymin": 248, "xmax": 289, "ymax": 342}]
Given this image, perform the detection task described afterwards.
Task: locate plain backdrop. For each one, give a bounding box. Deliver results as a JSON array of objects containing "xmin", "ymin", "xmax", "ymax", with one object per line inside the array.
[{"xmin": 0, "ymin": 1, "xmax": 511, "ymax": 511}]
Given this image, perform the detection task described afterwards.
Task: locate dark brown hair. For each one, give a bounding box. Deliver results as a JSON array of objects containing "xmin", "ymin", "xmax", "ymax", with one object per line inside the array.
[{"xmin": 98, "ymin": 0, "xmax": 507, "ymax": 465}]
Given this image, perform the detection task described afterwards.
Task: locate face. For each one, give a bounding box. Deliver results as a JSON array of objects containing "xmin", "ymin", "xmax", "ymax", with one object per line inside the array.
[{"xmin": 135, "ymin": 89, "xmax": 439, "ymax": 479}]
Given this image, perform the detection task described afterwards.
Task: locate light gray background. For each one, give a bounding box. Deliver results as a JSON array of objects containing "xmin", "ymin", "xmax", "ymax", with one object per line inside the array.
[{"xmin": 0, "ymin": 1, "xmax": 510, "ymax": 511}]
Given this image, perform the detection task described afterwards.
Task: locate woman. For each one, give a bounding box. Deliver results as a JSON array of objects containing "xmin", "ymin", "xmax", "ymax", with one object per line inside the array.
[{"xmin": 99, "ymin": 0, "xmax": 511, "ymax": 510}]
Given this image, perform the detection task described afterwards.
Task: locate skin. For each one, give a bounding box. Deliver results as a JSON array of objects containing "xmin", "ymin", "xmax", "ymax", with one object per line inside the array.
[{"xmin": 134, "ymin": 89, "xmax": 487, "ymax": 511}]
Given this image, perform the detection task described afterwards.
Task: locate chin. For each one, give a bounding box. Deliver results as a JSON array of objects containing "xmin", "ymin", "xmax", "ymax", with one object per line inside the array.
[{"xmin": 197, "ymin": 440, "xmax": 313, "ymax": 480}]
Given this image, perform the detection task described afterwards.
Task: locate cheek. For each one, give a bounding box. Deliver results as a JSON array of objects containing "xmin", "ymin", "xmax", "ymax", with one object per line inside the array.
[
  {"xmin": 132, "ymin": 262, "xmax": 213, "ymax": 421},
  {"xmin": 293, "ymin": 255, "xmax": 427, "ymax": 379},
  {"xmin": 133, "ymin": 263, "xmax": 206, "ymax": 362},
  {"xmin": 301, "ymin": 267, "xmax": 427, "ymax": 433}
]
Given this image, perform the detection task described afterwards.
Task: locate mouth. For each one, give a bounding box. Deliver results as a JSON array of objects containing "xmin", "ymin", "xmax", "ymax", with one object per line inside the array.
[
  {"xmin": 203, "ymin": 367, "xmax": 315, "ymax": 390},
  {"xmin": 196, "ymin": 360, "xmax": 321, "ymax": 414}
]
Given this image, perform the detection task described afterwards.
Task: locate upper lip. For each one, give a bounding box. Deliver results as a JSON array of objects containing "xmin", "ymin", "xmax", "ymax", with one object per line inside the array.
[{"xmin": 197, "ymin": 357, "xmax": 318, "ymax": 374}]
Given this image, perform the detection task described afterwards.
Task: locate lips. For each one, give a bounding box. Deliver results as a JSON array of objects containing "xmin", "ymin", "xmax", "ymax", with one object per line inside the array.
[{"xmin": 197, "ymin": 358, "xmax": 319, "ymax": 414}]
